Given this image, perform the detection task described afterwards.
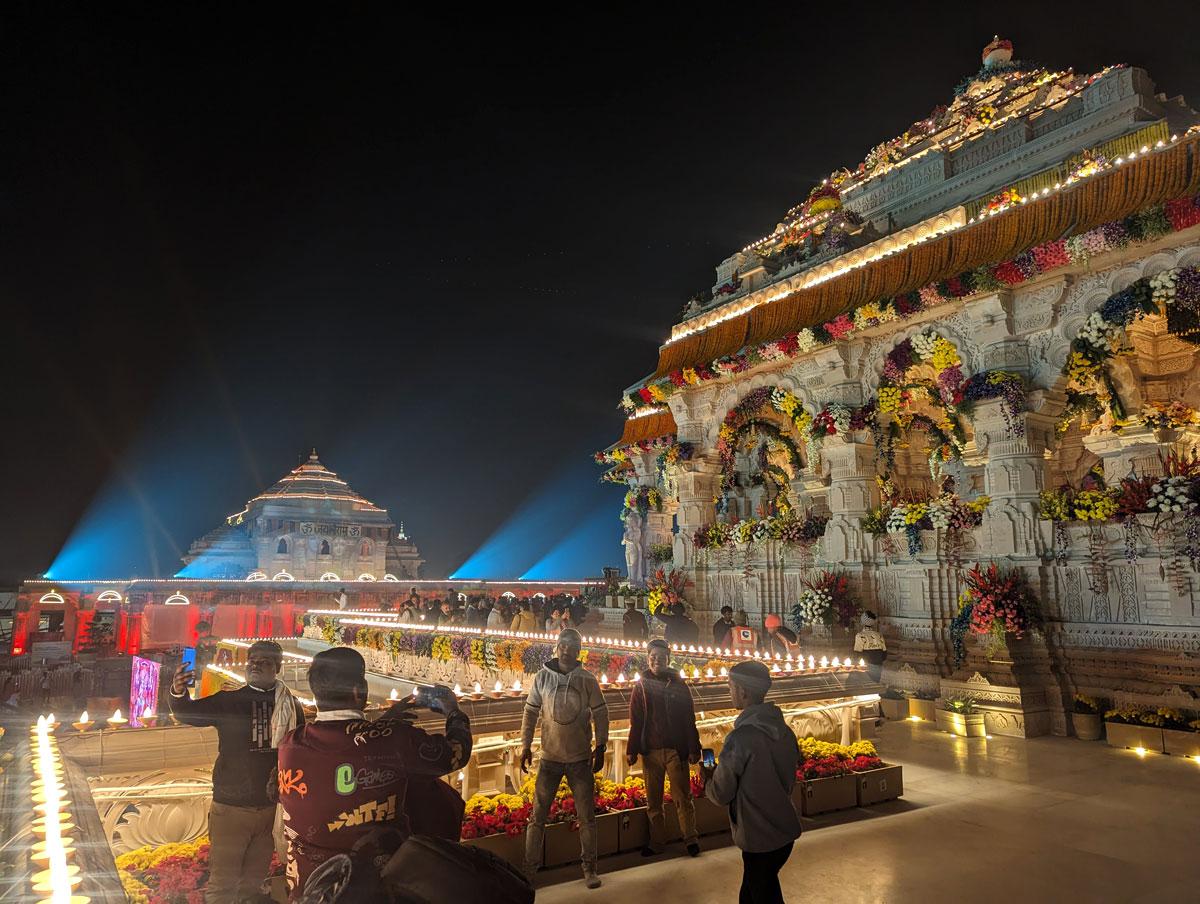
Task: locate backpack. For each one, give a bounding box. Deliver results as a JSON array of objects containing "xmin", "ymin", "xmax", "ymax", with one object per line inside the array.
[{"xmin": 381, "ymin": 835, "xmax": 534, "ymax": 904}]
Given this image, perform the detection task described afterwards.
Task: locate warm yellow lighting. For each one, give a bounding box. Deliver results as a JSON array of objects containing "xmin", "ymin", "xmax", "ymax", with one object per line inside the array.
[
  {"xmin": 1192, "ymin": 756, "xmax": 1200, "ymax": 765},
  {"xmin": 908, "ymin": 715, "xmax": 923, "ymax": 722},
  {"xmin": 107, "ymin": 709, "xmax": 127, "ymax": 727},
  {"xmin": 600, "ymin": 674, "xmax": 609, "ymax": 685},
  {"xmin": 493, "ymin": 681, "xmax": 503, "ymax": 693},
  {"xmin": 616, "ymin": 673, "xmax": 626, "ymax": 683},
  {"xmin": 512, "ymin": 679, "xmax": 522, "ymax": 692},
  {"xmin": 719, "ymin": 667, "xmax": 727, "ymax": 677},
  {"xmin": 389, "ymin": 688, "xmax": 399, "ymax": 701},
  {"xmin": 473, "ymin": 682, "xmax": 482, "ymax": 694},
  {"xmin": 1134, "ymin": 746, "xmax": 1147, "ymax": 757},
  {"xmin": 633, "ymin": 672, "xmax": 641, "ymax": 682},
  {"xmin": 452, "ymin": 684, "xmax": 462, "ymax": 696}
]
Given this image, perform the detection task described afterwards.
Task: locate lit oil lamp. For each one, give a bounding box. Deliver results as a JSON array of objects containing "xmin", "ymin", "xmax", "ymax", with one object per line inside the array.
[
  {"xmin": 140, "ymin": 706, "xmax": 157, "ymax": 728},
  {"xmin": 71, "ymin": 711, "xmax": 94, "ymax": 733},
  {"xmin": 106, "ymin": 708, "xmax": 128, "ymax": 729}
]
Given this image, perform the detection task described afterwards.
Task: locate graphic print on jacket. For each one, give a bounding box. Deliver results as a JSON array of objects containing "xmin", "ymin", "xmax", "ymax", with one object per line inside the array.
[{"xmin": 277, "ymin": 711, "xmax": 471, "ymax": 896}]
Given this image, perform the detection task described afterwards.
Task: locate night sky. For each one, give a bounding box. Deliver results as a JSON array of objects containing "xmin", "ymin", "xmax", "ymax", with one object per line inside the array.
[{"xmin": 4, "ymin": 3, "xmax": 1199, "ymax": 584}]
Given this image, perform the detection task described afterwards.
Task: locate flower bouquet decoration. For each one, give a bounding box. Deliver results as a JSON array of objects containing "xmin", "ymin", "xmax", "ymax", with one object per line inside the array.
[
  {"xmin": 950, "ymin": 562, "xmax": 1038, "ymax": 666},
  {"xmin": 789, "ymin": 570, "xmax": 859, "ymax": 631},
  {"xmin": 646, "ymin": 567, "xmax": 688, "ymax": 615}
]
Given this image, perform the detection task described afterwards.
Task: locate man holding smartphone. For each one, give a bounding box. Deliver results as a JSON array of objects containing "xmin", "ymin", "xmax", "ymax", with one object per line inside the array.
[
  {"xmin": 169, "ymin": 640, "xmax": 305, "ymax": 903},
  {"xmin": 276, "ymin": 647, "xmax": 472, "ymax": 898},
  {"xmin": 626, "ymin": 637, "xmax": 703, "ymax": 858},
  {"xmin": 519, "ymin": 628, "xmax": 609, "ymax": 889}
]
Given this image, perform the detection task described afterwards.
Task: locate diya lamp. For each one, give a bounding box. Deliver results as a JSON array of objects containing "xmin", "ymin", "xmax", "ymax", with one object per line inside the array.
[
  {"xmin": 71, "ymin": 711, "xmax": 94, "ymax": 733},
  {"xmin": 106, "ymin": 708, "xmax": 128, "ymax": 730},
  {"xmin": 140, "ymin": 706, "xmax": 157, "ymax": 728}
]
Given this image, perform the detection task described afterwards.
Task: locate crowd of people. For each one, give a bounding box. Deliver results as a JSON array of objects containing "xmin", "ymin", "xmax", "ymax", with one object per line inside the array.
[{"xmin": 169, "ymin": 623, "xmax": 808, "ymax": 903}]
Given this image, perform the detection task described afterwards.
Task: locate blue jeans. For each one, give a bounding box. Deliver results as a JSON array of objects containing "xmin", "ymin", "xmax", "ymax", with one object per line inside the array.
[{"xmin": 524, "ymin": 758, "xmax": 597, "ymax": 873}]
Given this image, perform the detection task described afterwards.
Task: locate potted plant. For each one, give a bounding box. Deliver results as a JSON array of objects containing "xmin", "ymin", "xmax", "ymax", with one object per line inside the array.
[
  {"xmin": 908, "ymin": 690, "xmax": 938, "ymax": 722},
  {"xmin": 936, "ymin": 694, "xmax": 986, "ymax": 737},
  {"xmin": 1159, "ymin": 709, "xmax": 1200, "ymax": 757},
  {"xmin": 949, "ymin": 562, "xmax": 1038, "ymax": 670},
  {"xmin": 1103, "ymin": 708, "xmax": 1166, "ymax": 753},
  {"xmin": 880, "ymin": 687, "xmax": 909, "ymax": 722},
  {"xmin": 1071, "ymin": 695, "xmax": 1105, "ymax": 740}
]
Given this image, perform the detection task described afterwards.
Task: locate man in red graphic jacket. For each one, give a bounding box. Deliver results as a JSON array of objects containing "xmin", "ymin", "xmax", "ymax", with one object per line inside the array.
[{"xmin": 276, "ymin": 648, "xmax": 472, "ymax": 898}]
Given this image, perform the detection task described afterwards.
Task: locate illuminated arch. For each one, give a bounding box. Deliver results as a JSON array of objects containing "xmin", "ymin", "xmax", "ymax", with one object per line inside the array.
[
  {"xmin": 38, "ymin": 591, "xmax": 65, "ymax": 606},
  {"xmin": 457, "ymin": 592, "xmax": 468, "ymax": 602},
  {"xmin": 382, "ymin": 574, "xmax": 400, "ymax": 582},
  {"xmin": 319, "ymin": 572, "xmax": 341, "ymax": 582},
  {"xmin": 533, "ymin": 592, "xmax": 547, "ymax": 599},
  {"xmin": 246, "ymin": 571, "xmax": 268, "ymax": 581},
  {"xmin": 501, "ymin": 591, "xmax": 517, "ymax": 599},
  {"xmin": 357, "ymin": 573, "xmax": 376, "ymax": 582},
  {"xmin": 272, "ymin": 571, "xmax": 295, "ymax": 581},
  {"xmin": 96, "ymin": 590, "xmax": 123, "ymax": 606},
  {"xmin": 164, "ymin": 592, "xmax": 190, "ymax": 606}
]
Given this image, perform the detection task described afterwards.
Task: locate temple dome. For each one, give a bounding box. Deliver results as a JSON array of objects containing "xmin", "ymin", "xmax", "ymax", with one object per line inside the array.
[{"xmin": 244, "ymin": 449, "xmax": 383, "ymax": 512}]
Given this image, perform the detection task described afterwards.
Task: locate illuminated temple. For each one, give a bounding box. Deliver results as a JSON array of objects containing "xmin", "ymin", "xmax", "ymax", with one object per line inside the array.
[
  {"xmin": 602, "ymin": 39, "xmax": 1200, "ymax": 734},
  {"xmin": 182, "ymin": 449, "xmax": 424, "ymax": 582}
]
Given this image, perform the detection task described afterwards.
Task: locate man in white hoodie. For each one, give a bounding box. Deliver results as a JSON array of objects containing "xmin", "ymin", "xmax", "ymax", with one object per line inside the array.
[
  {"xmin": 520, "ymin": 628, "xmax": 609, "ymax": 889},
  {"xmin": 702, "ymin": 660, "xmax": 801, "ymax": 903}
]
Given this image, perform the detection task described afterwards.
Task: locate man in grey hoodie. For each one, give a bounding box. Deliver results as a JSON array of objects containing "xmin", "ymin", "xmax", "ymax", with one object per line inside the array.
[
  {"xmin": 520, "ymin": 628, "xmax": 609, "ymax": 889},
  {"xmin": 703, "ymin": 660, "xmax": 801, "ymax": 903}
]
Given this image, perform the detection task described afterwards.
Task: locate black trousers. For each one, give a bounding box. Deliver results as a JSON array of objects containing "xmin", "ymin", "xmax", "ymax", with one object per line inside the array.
[{"xmin": 739, "ymin": 842, "xmax": 794, "ymax": 904}]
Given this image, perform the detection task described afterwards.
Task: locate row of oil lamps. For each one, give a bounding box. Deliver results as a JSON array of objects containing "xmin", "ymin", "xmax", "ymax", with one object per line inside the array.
[
  {"xmin": 36, "ymin": 708, "xmax": 156, "ymax": 732},
  {"xmin": 29, "ymin": 715, "xmax": 89, "ymax": 901}
]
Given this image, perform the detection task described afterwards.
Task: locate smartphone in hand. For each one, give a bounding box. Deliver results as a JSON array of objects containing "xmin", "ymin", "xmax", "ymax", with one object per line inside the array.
[{"xmin": 701, "ymin": 748, "xmax": 716, "ymax": 769}]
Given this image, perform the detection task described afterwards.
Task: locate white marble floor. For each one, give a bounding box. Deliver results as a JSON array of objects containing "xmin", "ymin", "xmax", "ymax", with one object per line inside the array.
[{"xmin": 534, "ymin": 720, "xmax": 1200, "ymax": 903}]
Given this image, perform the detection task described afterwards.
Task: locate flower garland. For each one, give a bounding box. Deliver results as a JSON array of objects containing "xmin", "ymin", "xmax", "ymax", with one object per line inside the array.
[
  {"xmin": 623, "ymin": 194, "xmax": 1200, "ymax": 413},
  {"xmin": 691, "ymin": 511, "xmax": 830, "ymax": 551},
  {"xmin": 950, "ymin": 563, "xmax": 1037, "ymax": 666},
  {"xmin": 621, "ymin": 486, "xmax": 663, "ymax": 522},
  {"xmin": 864, "ymin": 491, "xmax": 990, "ymax": 557},
  {"xmin": 1061, "ymin": 265, "xmax": 1200, "ymax": 423},
  {"xmin": 594, "ymin": 434, "xmax": 677, "ymax": 466},
  {"xmin": 1140, "ymin": 400, "xmax": 1198, "ymax": 431}
]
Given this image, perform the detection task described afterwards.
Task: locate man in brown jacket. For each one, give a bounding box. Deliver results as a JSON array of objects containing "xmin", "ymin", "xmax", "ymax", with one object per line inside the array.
[{"xmin": 626, "ymin": 638, "xmax": 702, "ymax": 857}]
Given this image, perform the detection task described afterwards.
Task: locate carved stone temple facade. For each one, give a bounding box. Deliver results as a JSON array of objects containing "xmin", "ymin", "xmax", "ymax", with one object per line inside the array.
[{"xmin": 600, "ymin": 40, "xmax": 1200, "ymax": 736}]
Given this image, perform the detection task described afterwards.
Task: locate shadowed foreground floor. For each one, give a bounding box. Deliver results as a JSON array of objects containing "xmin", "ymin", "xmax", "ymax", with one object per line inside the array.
[{"xmin": 534, "ymin": 720, "xmax": 1199, "ymax": 903}]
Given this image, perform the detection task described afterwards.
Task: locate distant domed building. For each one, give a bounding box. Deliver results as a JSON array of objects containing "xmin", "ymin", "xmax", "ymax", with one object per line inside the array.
[{"xmin": 181, "ymin": 450, "xmax": 423, "ymax": 581}]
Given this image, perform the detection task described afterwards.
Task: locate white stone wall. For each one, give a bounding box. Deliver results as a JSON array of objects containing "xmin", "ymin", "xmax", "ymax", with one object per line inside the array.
[{"xmin": 628, "ymin": 227, "xmax": 1200, "ymax": 733}]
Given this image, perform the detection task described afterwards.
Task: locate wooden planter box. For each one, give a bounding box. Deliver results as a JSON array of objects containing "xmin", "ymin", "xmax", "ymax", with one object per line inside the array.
[
  {"xmin": 693, "ymin": 796, "xmax": 729, "ymax": 835},
  {"xmin": 1071, "ymin": 712, "xmax": 1103, "ymax": 740},
  {"xmin": 617, "ymin": 807, "xmax": 649, "ymax": 852},
  {"xmin": 1105, "ymin": 721, "xmax": 1165, "ymax": 752},
  {"xmin": 854, "ymin": 765, "xmax": 903, "ymax": 806},
  {"xmin": 908, "ymin": 698, "xmax": 937, "ymax": 722},
  {"xmin": 543, "ymin": 812, "xmax": 620, "ymax": 867},
  {"xmin": 795, "ymin": 773, "xmax": 857, "ymax": 816},
  {"xmin": 880, "ymin": 698, "xmax": 908, "ymax": 721},
  {"xmin": 464, "ymin": 830, "xmax": 526, "ymax": 867},
  {"xmin": 936, "ymin": 709, "xmax": 986, "ymax": 737},
  {"xmin": 1163, "ymin": 728, "xmax": 1200, "ymax": 757}
]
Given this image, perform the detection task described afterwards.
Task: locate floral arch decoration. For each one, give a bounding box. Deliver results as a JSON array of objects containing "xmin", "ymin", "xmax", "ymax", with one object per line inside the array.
[
  {"xmin": 876, "ymin": 330, "xmax": 1028, "ymax": 475},
  {"xmin": 319, "ymin": 572, "xmax": 341, "ymax": 582},
  {"xmin": 717, "ymin": 387, "xmax": 811, "ymax": 501},
  {"xmin": 1060, "ymin": 266, "xmax": 1200, "ymax": 431}
]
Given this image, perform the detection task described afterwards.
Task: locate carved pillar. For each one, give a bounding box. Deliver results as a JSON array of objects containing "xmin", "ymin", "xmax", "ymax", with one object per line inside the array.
[
  {"xmin": 672, "ymin": 458, "xmax": 721, "ymax": 572},
  {"xmin": 820, "ymin": 433, "xmax": 879, "ymax": 565}
]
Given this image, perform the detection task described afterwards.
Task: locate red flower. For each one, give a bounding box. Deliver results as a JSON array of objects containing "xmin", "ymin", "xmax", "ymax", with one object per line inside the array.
[
  {"xmin": 669, "ymin": 370, "xmax": 686, "ymax": 387},
  {"xmin": 637, "ymin": 388, "xmax": 653, "ymax": 404}
]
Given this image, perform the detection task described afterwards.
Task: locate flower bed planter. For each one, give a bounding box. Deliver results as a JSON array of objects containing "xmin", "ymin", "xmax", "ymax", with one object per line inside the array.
[
  {"xmin": 854, "ymin": 765, "xmax": 904, "ymax": 806},
  {"xmin": 464, "ymin": 831, "xmax": 526, "ymax": 867},
  {"xmin": 543, "ymin": 812, "xmax": 620, "ymax": 867},
  {"xmin": 1105, "ymin": 721, "xmax": 1165, "ymax": 752},
  {"xmin": 1071, "ymin": 712, "xmax": 1102, "ymax": 741},
  {"xmin": 617, "ymin": 807, "xmax": 649, "ymax": 852},
  {"xmin": 795, "ymin": 773, "xmax": 857, "ymax": 816},
  {"xmin": 693, "ymin": 796, "xmax": 730, "ymax": 835},
  {"xmin": 1162, "ymin": 728, "xmax": 1200, "ymax": 757},
  {"xmin": 935, "ymin": 709, "xmax": 986, "ymax": 737},
  {"xmin": 908, "ymin": 698, "xmax": 937, "ymax": 722},
  {"xmin": 880, "ymin": 698, "xmax": 908, "ymax": 721}
]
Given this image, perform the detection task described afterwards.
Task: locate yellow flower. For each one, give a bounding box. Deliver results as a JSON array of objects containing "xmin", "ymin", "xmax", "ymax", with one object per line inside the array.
[
  {"xmin": 648, "ymin": 383, "xmax": 667, "ymax": 403},
  {"xmin": 719, "ymin": 424, "xmax": 736, "ymax": 444},
  {"xmin": 878, "ymin": 386, "xmax": 902, "ymax": 413},
  {"xmin": 930, "ymin": 337, "xmax": 961, "ymax": 370}
]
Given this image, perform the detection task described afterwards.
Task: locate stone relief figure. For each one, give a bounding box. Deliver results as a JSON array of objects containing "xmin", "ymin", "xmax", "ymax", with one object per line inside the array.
[{"xmin": 623, "ymin": 514, "xmax": 647, "ymax": 587}]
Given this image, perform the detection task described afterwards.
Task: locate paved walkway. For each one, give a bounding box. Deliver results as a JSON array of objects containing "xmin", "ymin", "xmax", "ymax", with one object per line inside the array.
[{"xmin": 535, "ymin": 720, "xmax": 1200, "ymax": 903}]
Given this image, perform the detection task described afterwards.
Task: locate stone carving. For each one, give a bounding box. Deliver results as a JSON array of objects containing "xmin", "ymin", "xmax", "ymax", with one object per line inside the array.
[
  {"xmin": 90, "ymin": 767, "xmax": 214, "ymax": 854},
  {"xmin": 1117, "ymin": 566, "xmax": 1139, "ymax": 624},
  {"xmin": 622, "ymin": 516, "xmax": 646, "ymax": 587}
]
